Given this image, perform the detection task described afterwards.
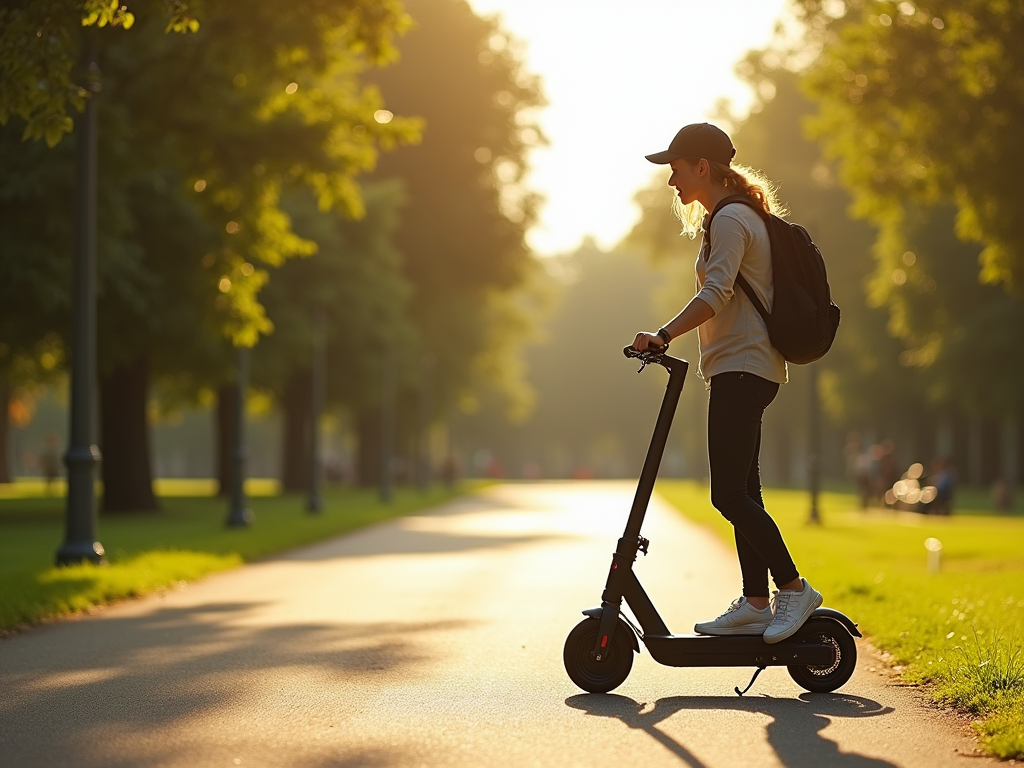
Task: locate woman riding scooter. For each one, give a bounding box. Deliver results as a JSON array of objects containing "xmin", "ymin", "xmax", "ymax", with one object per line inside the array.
[{"xmin": 632, "ymin": 123, "xmax": 822, "ymax": 644}]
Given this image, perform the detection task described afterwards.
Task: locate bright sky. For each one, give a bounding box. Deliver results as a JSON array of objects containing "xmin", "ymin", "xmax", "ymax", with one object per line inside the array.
[{"xmin": 466, "ymin": 0, "xmax": 792, "ymax": 256}]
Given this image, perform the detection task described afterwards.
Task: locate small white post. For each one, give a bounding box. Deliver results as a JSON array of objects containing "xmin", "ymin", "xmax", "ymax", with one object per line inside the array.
[{"xmin": 925, "ymin": 537, "xmax": 942, "ymax": 574}]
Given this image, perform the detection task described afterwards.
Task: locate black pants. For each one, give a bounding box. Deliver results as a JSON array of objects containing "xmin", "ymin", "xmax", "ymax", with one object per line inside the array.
[{"xmin": 708, "ymin": 372, "xmax": 799, "ymax": 597}]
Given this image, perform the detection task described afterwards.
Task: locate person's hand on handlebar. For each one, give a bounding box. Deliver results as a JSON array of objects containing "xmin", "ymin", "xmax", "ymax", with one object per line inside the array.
[
  {"xmin": 631, "ymin": 331, "xmax": 667, "ymax": 352},
  {"xmin": 630, "ymin": 298, "xmax": 714, "ymax": 353}
]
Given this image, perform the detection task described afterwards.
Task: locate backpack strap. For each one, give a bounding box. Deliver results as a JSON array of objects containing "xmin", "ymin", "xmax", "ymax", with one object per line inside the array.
[{"xmin": 702, "ymin": 195, "xmax": 771, "ymax": 323}]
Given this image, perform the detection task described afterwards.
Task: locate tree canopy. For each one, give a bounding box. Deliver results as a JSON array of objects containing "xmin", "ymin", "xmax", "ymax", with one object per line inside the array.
[
  {"xmin": 367, "ymin": 0, "xmax": 546, "ymax": 419},
  {"xmin": 795, "ymin": 0, "xmax": 1024, "ymax": 287},
  {"xmin": 0, "ymin": 0, "xmax": 422, "ymax": 503},
  {"xmin": 2, "ymin": 1, "xmax": 198, "ymax": 146},
  {"xmin": 1, "ymin": 0, "xmax": 421, "ymax": 370},
  {"xmin": 0, "ymin": 0, "xmax": 410, "ymax": 147}
]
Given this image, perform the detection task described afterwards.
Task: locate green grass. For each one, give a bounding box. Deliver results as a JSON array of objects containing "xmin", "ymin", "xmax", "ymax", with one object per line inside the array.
[
  {"xmin": 0, "ymin": 480, "xmax": 484, "ymax": 634},
  {"xmin": 0, "ymin": 477, "xmax": 283, "ymax": 499},
  {"xmin": 656, "ymin": 480, "xmax": 1024, "ymax": 760}
]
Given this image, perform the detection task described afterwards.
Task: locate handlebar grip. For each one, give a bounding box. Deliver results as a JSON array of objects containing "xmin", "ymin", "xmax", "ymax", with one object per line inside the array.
[{"xmin": 624, "ymin": 343, "xmax": 667, "ymax": 358}]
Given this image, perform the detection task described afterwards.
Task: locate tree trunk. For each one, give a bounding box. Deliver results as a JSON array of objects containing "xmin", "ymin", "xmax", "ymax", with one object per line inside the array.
[
  {"xmin": 936, "ymin": 417, "xmax": 954, "ymax": 460},
  {"xmin": 1002, "ymin": 411, "xmax": 1019, "ymax": 491},
  {"xmin": 968, "ymin": 416, "xmax": 984, "ymax": 486},
  {"xmin": 100, "ymin": 356, "xmax": 158, "ymax": 512},
  {"xmin": 281, "ymin": 369, "xmax": 311, "ymax": 492},
  {"xmin": 357, "ymin": 406, "xmax": 381, "ymax": 488},
  {"xmin": 0, "ymin": 376, "xmax": 11, "ymax": 483},
  {"xmin": 215, "ymin": 384, "xmax": 236, "ymax": 496}
]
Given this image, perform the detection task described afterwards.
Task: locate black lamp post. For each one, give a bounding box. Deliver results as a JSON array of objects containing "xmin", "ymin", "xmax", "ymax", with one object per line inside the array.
[
  {"xmin": 416, "ymin": 355, "xmax": 433, "ymax": 491},
  {"xmin": 226, "ymin": 346, "xmax": 252, "ymax": 527},
  {"xmin": 56, "ymin": 36, "xmax": 105, "ymax": 566},
  {"xmin": 307, "ymin": 308, "xmax": 325, "ymax": 513}
]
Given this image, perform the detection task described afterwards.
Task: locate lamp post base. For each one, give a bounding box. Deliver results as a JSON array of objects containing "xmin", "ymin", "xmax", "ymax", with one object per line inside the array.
[
  {"xmin": 226, "ymin": 508, "xmax": 253, "ymax": 528},
  {"xmin": 55, "ymin": 540, "xmax": 106, "ymax": 566}
]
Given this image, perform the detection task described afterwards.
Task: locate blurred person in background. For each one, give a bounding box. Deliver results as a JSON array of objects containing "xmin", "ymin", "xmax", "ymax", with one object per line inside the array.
[
  {"xmin": 843, "ymin": 431, "xmax": 862, "ymax": 478},
  {"xmin": 992, "ymin": 474, "xmax": 1014, "ymax": 512},
  {"xmin": 854, "ymin": 441, "xmax": 876, "ymax": 509},
  {"xmin": 931, "ymin": 457, "xmax": 955, "ymax": 515},
  {"xmin": 876, "ymin": 439, "xmax": 900, "ymax": 496},
  {"xmin": 40, "ymin": 434, "xmax": 61, "ymax": 494},
  {"xmin": 631, "ymin": 123, "xmax": 822, "ymax": 644},
  {"xmin": 440, "ymin": 455, "xmax": 457, "ymax": 489},
  {"xmin": 845, "ymin": 431, "xmax": 875, "ymax": 509}
]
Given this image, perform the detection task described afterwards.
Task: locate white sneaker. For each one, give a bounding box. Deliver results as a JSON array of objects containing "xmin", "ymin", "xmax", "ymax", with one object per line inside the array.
[
  {"xmin": 763, "ymin": 578, "xmax": 823, "ymax": 644},
  {"xmin": 694, "ymin": 596, "xmax": 773, "ymax": 636}
]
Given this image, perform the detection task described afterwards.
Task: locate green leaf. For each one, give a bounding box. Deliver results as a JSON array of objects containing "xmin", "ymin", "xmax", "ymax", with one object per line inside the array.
[{"xmin": 43, "ymin": 122, "xmax": 65, "ymax": 148}]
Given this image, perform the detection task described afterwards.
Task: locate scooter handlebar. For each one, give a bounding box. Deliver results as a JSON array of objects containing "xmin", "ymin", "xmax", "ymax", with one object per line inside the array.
[
  {"xmin": 623, "ymin": 344, "xmax": 671, "ymax": 372},
  {"xmin": 623, "ymin": 343, "xmax": 689, "ymax": 375},
  {"xmin": 623, "ymin": 344, "xmax": 666, "ymax": 359}
]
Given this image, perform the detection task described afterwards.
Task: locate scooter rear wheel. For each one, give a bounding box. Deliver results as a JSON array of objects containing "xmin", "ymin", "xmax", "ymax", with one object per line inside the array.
[
  {"xmin": 563, "ymin": 617, "xmax": 634, "ymax": 693},
  {"xmin": 786, "ymin": 617, "xmax": 857, "ymax": 693}
]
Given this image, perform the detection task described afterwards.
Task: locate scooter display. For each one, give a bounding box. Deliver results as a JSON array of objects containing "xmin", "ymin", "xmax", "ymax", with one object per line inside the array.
[{"xmin": 563, "ymin": 345, "xmax": 860, "ymax": 696}]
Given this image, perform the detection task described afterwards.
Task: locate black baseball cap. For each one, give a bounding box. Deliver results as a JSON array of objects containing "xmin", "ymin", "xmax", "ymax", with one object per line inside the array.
[{"xmin": 645, "ymin": 122, "xmax": 736, "ymax": 165}]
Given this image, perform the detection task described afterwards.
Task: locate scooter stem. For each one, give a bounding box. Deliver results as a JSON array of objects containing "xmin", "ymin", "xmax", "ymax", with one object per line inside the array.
[
  {"xmin": 623, "ymin": 357, "xmax": 688, "ymax": 545},
  {"xmin": 592, "ymin": 355, "xmax": 689, "ymax": 661}
]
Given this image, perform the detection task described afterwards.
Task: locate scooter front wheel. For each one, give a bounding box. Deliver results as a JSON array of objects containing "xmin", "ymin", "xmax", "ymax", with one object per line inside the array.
[
  {"xmin": 787, "ymin": 617, "xmax": 857, "ymax": 693},
  {"xmin": 563, "ymin": 617, "xmax": 634, "ymax": 693}
]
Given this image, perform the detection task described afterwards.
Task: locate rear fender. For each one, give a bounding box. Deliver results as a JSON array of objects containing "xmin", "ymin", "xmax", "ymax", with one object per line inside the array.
[{"xmin": 811, "ymin": 607, "xmax": 862, "ymax": 638}]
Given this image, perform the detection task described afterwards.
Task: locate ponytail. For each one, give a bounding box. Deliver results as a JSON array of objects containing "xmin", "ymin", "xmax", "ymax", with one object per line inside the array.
[{"xmin": 672, "ymin": 160, "xmax": 787, "ymax": 238}]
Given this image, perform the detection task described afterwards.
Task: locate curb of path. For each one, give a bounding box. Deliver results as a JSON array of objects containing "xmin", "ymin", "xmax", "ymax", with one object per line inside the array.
[{"xmin": 858, "ymin": 638, "xmax": 991, "ymax": 761}]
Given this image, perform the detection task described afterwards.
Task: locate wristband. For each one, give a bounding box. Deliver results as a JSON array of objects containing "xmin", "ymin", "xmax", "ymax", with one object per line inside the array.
[{"xmin": 657, "ymin": 327, "xmax": 672, "ymax": 344}]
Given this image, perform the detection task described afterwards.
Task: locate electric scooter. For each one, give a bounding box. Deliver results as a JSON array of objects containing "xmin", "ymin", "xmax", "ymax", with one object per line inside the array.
[{"xmin": 563, "ymin": 345, "xmax": 860, "ymax": 696}]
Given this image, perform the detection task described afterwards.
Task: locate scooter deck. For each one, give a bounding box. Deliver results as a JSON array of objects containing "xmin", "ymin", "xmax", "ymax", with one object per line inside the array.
[{"xmin": 642, "ymin": 633, "xmax": 836, "ymax": 668}]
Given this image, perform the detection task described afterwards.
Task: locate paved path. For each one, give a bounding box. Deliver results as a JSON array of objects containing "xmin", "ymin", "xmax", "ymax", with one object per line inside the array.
[{"xmin": 0, "ymin": 482, "xmax": 993, "ymax": 767}]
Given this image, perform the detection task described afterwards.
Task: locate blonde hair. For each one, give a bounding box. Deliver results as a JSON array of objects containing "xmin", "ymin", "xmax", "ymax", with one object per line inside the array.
[{"xmin": 672, "ymin": 160, "xmax": 787, "ymax": 239}]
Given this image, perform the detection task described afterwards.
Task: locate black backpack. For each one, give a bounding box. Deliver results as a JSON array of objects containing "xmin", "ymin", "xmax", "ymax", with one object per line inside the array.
[{"xmin": 705, "ymin": 194, "xmax": 840, "ymax": 365}]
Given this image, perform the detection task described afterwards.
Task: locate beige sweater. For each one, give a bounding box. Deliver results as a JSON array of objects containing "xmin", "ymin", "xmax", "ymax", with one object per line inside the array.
[{"xmin": 694, "ymin": 203, "xmax": 788, "ymax": 386}]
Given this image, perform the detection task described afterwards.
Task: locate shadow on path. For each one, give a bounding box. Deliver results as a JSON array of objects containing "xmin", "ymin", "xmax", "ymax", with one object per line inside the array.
[
  {"xmin": 0, "ymin": 600, "xmax": 471, "ymax": 766},
  {"xmin": 566, "ymin": 692, "xmax": 898, "ymax": 768}
]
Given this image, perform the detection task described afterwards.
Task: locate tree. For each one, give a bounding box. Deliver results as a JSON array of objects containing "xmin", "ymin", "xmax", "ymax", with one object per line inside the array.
[
  {"xmin": 794, "ymin": 0, "xmax": 1024, "ymax": 287},
  {"xmin": 0, "ymin": 120, "xmax": 80, "ymax": 484},
  {"xmin": 255, "ymin": 182, "xmax": 415, "ymax": 491},
  {"xmin": 0, "ymin": 1, "xmax": 420, "ymax": 509},
  {"xmin": 0, "ymin": 340, "xmax": 64, "ymax": 483},
  {"xmin": 0, "ymin": 1, "xmax": 199, "ymax": 146},
  {"xmin": 362, "ymin": 0, "xmax": 546, "ymax": 480},
  {"xmin": 790, "ymin": 0, "xmax": 1024, "ymax": 481},
  {"xmin": 729, "ymin": 60, "xmax": 922, "ymax": 424}
]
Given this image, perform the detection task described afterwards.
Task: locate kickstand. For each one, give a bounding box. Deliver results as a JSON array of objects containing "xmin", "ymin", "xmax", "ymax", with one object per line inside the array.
[{"xmin": 735, "ymin": 667, "xmax": 766, "ymax": 696}]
